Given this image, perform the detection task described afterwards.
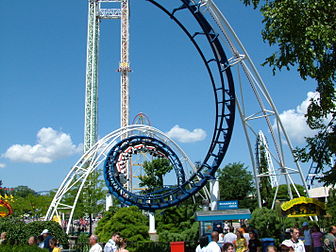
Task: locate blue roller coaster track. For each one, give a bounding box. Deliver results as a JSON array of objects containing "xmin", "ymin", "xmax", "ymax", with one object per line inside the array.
[{"xmin": 103, "ymin": 0, "xmax": 235, "ymax": 210}]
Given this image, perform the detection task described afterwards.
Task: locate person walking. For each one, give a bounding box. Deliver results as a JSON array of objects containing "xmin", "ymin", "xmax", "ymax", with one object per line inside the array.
[
  {"xmin": 223, "ymin": 226, "xmax": 237, "ymax": 244},
  {"xmin": 116, "ymin": 238, "xmax": 128, "ymax": 252},
  {"xmin": 28, "ymin": 236, "xmax": 38, "ymax": 246},
  {"xmin": 302, "ymin": 223, "xmax": 312, "ymax": 252},
  {"xmin": 49, "ymin": 238, "xmax": 62, "ymax": 252},
  {"xmin": 248, "ymin": 230, "xmax": 262, "ymax": 252},
  {"xmin": 323, "ymin": 226, "xmax": 336, "ymax": 252},
  {"xmin": 196, "ymin": 235, "xmax": 209, "ymax": 252},
  {"xmin": 311, "ymin": 225, "xmax": 323, "ymax": 252},
  {"xmin": 89, "ymin": 235, "xmax": 102, "ymax": 252},
  {"xmin": 0, "ymin": 232, "xmax": 7, "ymax": 245},
  {"xmin": 222, "ymin": 242, "xmax": 234, "ymax": 252},
  {"xmin": 104, "ymin": 233, "xmax": 120, "ymax": 252},
  {"xmin": 283, "ymin": 228, "xmax": 305, "ymax": 252},
  {"xmin": 234, "ymin": 229, "xmax": 248, "ymax": 252},
  {"xmin": 207, "ymin": 231, "xmax": 221, "ymax": 252},
  {"xmin": 41, "ymin": 229, "xmax": 53, "ymax": 252}
]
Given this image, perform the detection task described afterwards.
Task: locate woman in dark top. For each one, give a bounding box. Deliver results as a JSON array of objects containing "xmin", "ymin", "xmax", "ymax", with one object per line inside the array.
[{"xmin": 248, "ymin": 230, "xmax": 262, "ymax": 252}]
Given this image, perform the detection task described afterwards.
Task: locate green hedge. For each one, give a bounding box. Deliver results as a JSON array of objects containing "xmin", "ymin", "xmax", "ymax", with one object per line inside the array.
[
  {"xmin": 24, "ymin": 221, "xmax": 68, "ymax": 245},
  {"xmin": 0, "ymin": 217, "xmax": 68, "ymax": 246},
  {"xmin": 0, "ymin": 217, "xmax": 26, "ymax": 245},
  {"xmin": 0, "ymin": 245, "xmax": 47, "ymax": 252}
]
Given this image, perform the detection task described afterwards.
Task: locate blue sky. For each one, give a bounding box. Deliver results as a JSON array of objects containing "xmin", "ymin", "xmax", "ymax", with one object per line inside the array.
[{"xmin": 0, "ymin": 0, "xmax": 316, "ymax": 192}]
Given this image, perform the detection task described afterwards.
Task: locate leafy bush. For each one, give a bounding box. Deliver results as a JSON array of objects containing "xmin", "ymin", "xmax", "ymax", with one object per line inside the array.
[
  {"xmin": 249, "ymin": 208, "xmax": 282, "ymax": 238},
  {"xmin": 156, "ymin": 204, "xmax": 199, "ymax": 244},
  {"xmin": 76, "ymin": 232, "xmax": 90, "ymax": 252},
  {"xmin": 0, "ymin": 218, "xmax": 68, "ymax": 246},
  {"xmin": 128, "ymin": 241, "xmax": 169, "ymax": 252},
  {"xmin": 96, "ymin": 206, "xmax": 149, "ymax": 251},
  {"xmin": 0, "ymin": 245, "xmax": 47, "ymax": 252},
  {"xmin": 24, "ymin": 221, "xmax": 68, "ymax": 245},
  {"xmin": 0, "ymin": 217, "xmax": 26, "ymax": 245}
]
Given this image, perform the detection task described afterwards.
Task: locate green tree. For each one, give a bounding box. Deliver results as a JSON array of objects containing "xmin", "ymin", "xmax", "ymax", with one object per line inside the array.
[
  {"xmin": 241, "ymin": 0, "xmax": 336, "ymax": 185},
  {"xmin": 217, "ymin": 162, "xmax": 256, "ymax": 209},
  {"xmin": 138, "ymin": 159, "xmax": 173, "ymax": 191},
  {"xmin": 95, "ymin": 206, "xmax": 149, "ymax": 251},
  {"xmin": 81, "ymin": 170, "xmax": 106, "ymax": 233},
  {"xmin": 272, "ymin": 184, "xmax": 306, "ymax": 202},
  {"xmin": 326, "ymin": 188, "xmax": 336, "ymax": 221},
  {"xmin": 10, "ymin": 193, "xmax": 52, "ymax": 218},
  {"xmin": 12, "ymin": 186, "xmax": 36, "ymax": 198},
  {"xmin": 155, "ymin": 203, "xmax": 200, "ymax": 243},
  {"xmin": 94, "ymin": 206, "xmax": 119, "ymax": 236},
  {"xmin": 59, "ymin": 170, "xmax": 106, "ymax": 223},
  {"xmin": 249, "ymin": 208, "xmax": 282, "ymax": 238}
]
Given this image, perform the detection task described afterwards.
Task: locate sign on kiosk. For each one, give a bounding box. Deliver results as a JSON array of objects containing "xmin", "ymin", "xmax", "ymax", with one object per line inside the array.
[{"xmin": 217, "ymin": 200, "xmax": 238, "ymax": 210}]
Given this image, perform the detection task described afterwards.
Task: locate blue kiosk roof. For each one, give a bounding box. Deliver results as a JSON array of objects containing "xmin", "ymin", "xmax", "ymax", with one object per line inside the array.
[{"xmin": 196, "ymin": 209, "xmax": 251, "ymax": 221}]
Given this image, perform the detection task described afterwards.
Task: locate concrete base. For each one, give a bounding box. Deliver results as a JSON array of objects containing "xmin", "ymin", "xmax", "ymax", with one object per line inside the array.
[{"xmin": 149, "ymin": 232, "xmax": 159, "ymax": 241}]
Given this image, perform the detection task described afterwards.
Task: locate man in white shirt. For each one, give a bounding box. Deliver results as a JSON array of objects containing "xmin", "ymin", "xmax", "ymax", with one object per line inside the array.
[
  {"xmin": 285, "ymin": 228, "xmax": 305, "ymax": 252},
  {"xmin": 207, "ymin": 231, "xmax": 221, "ymax": 252},
  {"xmin": 223, "ymin": 226, "xmax": 237, "ymax": 244},
  {"xmin": 104, "ymin": 232, "xmax": 120, "ymax": 252},
  {"xmin": 89, "ymin": 235, "xmax": 102, "ymax": 252}
]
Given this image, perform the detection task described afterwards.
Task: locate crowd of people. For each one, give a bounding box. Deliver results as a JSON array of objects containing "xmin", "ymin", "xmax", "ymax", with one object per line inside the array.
[
  {"xmin": 195, "ymin": 224, "xmax": 336, "ymax": 252},
  {"xmin": 1, "ymin": 222, "xmax": 335, "ymax": 252},
  {"xmin": 88, "ymin": 232, "xmax": 128, "ymax": 252},
  {"xmin": 0, "ymin": 228, "xmax": 61, "ymax": 251},
  {"xmin": 0, "ymin": 229, "xmax": 128, "ymax": 252}
]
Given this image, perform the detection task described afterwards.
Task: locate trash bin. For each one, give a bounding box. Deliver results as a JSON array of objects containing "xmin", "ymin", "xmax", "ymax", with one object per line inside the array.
[
  {"xmin": 170, "ymin": 241, "xmax": 185, "ymax": 252},
  {"xmin": 261, "ymin": 238, "xmax": 275, "ymax": 252}
]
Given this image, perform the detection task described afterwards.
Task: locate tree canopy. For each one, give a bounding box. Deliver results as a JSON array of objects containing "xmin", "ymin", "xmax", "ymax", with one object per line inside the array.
[
  {"xmin": 155, "ymin": 203, "xmax": 199, "ymax": 243},
  {"xmin": 217, "ymin": 162, "xmax": 256, "ymax": 209},
  {"xmin": 95, "ymin": 206, "xmax": 149, "ymax": 244},
  {"xmin": 272, "ymin": 184, "xmax": 305, "ymax": 202},
  {"xmin": 3, "ymin": 186, "xmax": 54, "ymax": 218},
  {"xmin": 241, "ymin": 0, "xmax": 336, "ymax": 185},
  {"xmin": 12, "ymin": 186, "xmax": 36, "ymax": 198},
  {"xmin": 138, "ymin": 158, "xmax": 173, "ymax": 191},
  {"xmin": 326, "ymin": 188, "xmax": 336, "ymax": 222}
]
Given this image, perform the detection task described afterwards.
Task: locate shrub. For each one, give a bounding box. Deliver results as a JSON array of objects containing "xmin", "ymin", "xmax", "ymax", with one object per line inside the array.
[
  {"xmin": 0, "ymin": 217, "xmax": 26, "ymax": 245},
  {"xmin": 0, "ymin": 218, "xmax": 68, "ymax": 246},
  {"xmin": 24, "ymin": 221, "xmax": 68, "ymax": 245},
  {"xmin": 96, "ymin": 206, "xmax": 149, "ymax": 252},
  {"xmin": 249, "ymin": 208, "xmax": 282, "ymax": 238},
  {"xmin": 0, "ymin": 245, "xmax": 47, "ymax": 252}
]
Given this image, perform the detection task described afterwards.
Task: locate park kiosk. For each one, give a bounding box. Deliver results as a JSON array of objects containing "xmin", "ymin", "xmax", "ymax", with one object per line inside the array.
[{"xmin": 196, "ymin": 201, "xmax": 251, "ymax": 236}]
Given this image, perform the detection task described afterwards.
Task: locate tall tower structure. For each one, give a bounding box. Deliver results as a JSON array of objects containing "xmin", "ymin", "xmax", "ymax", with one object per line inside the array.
[
  {"xmin": 84, "ymin": 0, "xmax": 100, "ymax": 153},
  {"xmin": 118, "ymin": 0, "xmax": 131, "ymax": 129},
  {"xmin": 84, "ymin": 0, "xmax": 130, "ymax": 153}
]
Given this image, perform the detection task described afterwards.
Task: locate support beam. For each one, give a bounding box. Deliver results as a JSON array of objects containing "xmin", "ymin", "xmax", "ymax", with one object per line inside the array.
[{"xmin": 84, "ymin": 0, "xmax": 100, "ymax": 153}]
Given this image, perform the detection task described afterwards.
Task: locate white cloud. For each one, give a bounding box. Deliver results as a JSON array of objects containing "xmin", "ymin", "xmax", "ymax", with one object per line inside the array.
[
  {"xmin": 166, "ymin": 125, "xmax": 207, "ymax": 143},
  {"xmin": 275, "ymin": 91, "xmax": 319, "ymax": 144},
  {"xmin": 0, "ymin": 163, "xmax": 6, "ymax": 168},
  {"xmin": 3, "ymin": 127, "xmax": 82, "ymax": 163}
]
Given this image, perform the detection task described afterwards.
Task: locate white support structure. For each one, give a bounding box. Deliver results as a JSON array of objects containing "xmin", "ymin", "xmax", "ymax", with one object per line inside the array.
[
  {"xmin": 45, "ymin": 125, "xmax": 210, "ymax": 234},
  {"xmin": 210, "ymin": 179, "xmax": 219, "ymax": 211},
  {"xmin": 148, "ymin": 212, "xmax": 156, "ymax": 234},
  {"xmin": 256, "ymin": 131, "xmax": 278, "ymax": 189},
  {"xmin": 199, "ymin": 0, "xmax": 310, "ymax": 207}
]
